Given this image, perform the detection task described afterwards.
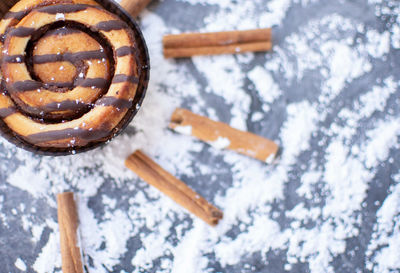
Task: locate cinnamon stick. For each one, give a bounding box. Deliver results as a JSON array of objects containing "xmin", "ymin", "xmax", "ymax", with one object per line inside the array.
[
  {"xmin": 164, "ymin": 42, "xmax": 272, "ymax": 59},
  {"xmin": 164, "ymin": 28, "xmax": 271, "ymax": 49},
  {"xmin": 169, "ymin": 108, "xmax": 279, "ymax": 163},
  {"xmin": 119, "ymin": 0, "xmax": 152, "ymax": 17},
  {"xmin": 125, "ymin": 150, "xmax": 223, "ymax": 226},
  {"xmin": 57, "ymin": 192, "xmax": 84, "ymax": 273},
  {"xmin": 163, "ymin": 28, "xmax": 272, "ymax": 58}
]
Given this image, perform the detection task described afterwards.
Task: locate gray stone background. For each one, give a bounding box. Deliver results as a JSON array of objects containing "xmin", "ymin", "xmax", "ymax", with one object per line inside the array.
[{"xmin": 0, "ymin": 0, "xmax": 399, "ymax": 272}]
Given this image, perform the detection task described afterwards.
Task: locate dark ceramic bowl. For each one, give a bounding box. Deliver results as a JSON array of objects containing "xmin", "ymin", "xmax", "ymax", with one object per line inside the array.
[{"xmin": 0, "ymin": 0, "xmax": 150, "ymax": 156}]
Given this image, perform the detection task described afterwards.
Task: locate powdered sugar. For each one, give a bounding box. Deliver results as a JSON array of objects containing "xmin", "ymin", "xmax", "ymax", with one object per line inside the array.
[
  {"xmin": 0, "ymin": 0, "xmax": 399, "ymax": 272},
  {"xmin": 55, "ymin": 13, "xmax": 65, "ymax": 21},
  {"xmin": 248, "ymin": 66, "xmax": 281, "ymax": 112},
  {"xmin": 172, "ymin": 125, "xmax": 192, "ymax": 135},
  {"xmin": 14, "ymin": 258, "xmax": 27, "ymax": 271},
  {"xmin": 366, "ymin": 173, "xmax": 400, "ymax": 272},
  {"xmin": 208, "ymin": 137, "xmax": 231, "ymax": 149}
]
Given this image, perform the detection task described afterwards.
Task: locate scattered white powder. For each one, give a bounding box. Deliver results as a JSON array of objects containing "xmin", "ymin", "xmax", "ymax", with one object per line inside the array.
[
  {"xmin": 365, "ymin": 30, "xmax": 391, "ymax": 58},
  {"xmin": 172, "ymin": 125, "xmax": 192, "ymax": 135},
  {"xmin": 192, "ymin": 55, "xmax": 250, "ymax": 130},
  {"xmin": 260, "ymin": 0, "xmax": 292, "ymax": 27},
  {"xmin": 366, "ymin": 174, "xmax": 400, "ymax": 272},
  {"xmin": 31, "ymin": 223, "xmax": 45, "ymax": 243},
  {"xmin": 265, "ymin": 153, "xmax": 275, "ymax": 164},
  {"xmin": 248, "ymin": 66, "xmax": 281, "ymax": 112},
  {"xmin": 55, "ymin": 13, "xmax": 65, "ymax": 20},
  {"xmin": 321, "ymin": 41, "xmax": 372, "ymax": 99},
  {"xmin": 360, "ymin": 116, "xmax": 400, "ymax": 169},
  {"xmin": 14, "ymin": 258, "xmax": 27, "ymax": 271},
  {"xmin": 171, "ymin": 221, "xmax": 209, "ymax": 273},
  {"xmin": 79, "ymin": 202, "xmax": 135, "ymax": 271},
  {"xmin": 391, "ymin": 24, "xmax": 400, "ymax": 49},
  {"xmin": 215, "ymin": 214, "xmax": 283, "ymax": 266},
  {"xmin": 331, "ymin": 77, "xmax": 397, "ymax": 142},
  {"xmin": 280, "ymin": 101, "xmax": 319, "ymax": 165},
  {"xmin": 7, "ymin": 165, "xmax": 52, "ymax": 198},
  {"xmin": 33, "ymin": 229, "xmax": 61, "ymax": 272},
  {"xmin": 250, "ymin": 111, "xmax": 263, "ymax": 122},
  {"xmin": 0, "ymin": 0, "xmax": 399, "ymax": 272},
  {"xmin": 297, "ymin": 170, "xmax": 321, "ymax": 199},
  {"xmin": 208, "ymin": 137, "xmax": 231, "ymax": 150},
  {"xmin": 357, "ymin": 77, "xmax": 396, "ymax": 118}
]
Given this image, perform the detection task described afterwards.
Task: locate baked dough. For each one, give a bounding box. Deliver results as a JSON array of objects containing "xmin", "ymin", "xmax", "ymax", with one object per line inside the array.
[{"xmin": 0, "ymin": 0, "xmax": 140, "ymax": 149}]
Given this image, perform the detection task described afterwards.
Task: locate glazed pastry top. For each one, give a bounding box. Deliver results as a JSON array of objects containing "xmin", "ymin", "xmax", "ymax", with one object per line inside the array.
[{"xmin": 0, "ymin": 0, "xmax": 140, "ymax": 149}]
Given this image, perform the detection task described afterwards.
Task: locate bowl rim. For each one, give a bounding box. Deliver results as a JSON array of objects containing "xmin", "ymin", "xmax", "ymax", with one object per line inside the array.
[{"xmin": 0, "ymin": 0, "xmax": 150, "ymax": 156}]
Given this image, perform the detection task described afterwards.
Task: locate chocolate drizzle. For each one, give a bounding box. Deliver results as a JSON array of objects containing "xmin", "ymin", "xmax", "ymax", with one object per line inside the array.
[
  {"xmin": 0, "ymin": 107, "xmax": 17, "ymax": 118},
  {"xmin": 26, "ymin": 127, "xmax": 111, "ymax": 144},
  {"xmin": 2, "ymin": 2, "xmax": 92, "ymax": 21},
  {"xmin": 36, "ymin": 100, "xmax": 88, "ymax": 112},
  {"xmin": 95, "ymin": 96, "xmax": 132, "ymax": 109},
  {"xmin": 36, "ymin": 4, "xmax": 91, "ymax": 14},
  {"xmin": 7, "ymin": 20, "xmax": 118, "ymax": 121},
  {"xmin": 112, "ymin": 74, "xmax": 139, "ymax": 84},
  {"xmin": 32, "ymin": 50, "xmax": 107, "ymax": 64},
  {"xmin": 3, "ymin": 10, "xmax": 26, "ymax": 20},
  {"xmin": 43, "ymin": 27, "xmax": 82, "ymax": 37},
  {"xmin": 30, "ymin": 96, "xmax": 132, "ymax": 114},
  {"xmin": 116, "ymin": 46, "xmax": 135, "ymax": 57},
  {"xmin": 95, "ymin": 20, "xmax": 128, "ymax": 31},
  {"xmin": 10, "ymin": 78, "xmax": 109, "ymax": 91},
  {"xmin": 44, "ymin": 82, "xmax": 74, "ymax": 88},
  {"xmin": 3, "ymin": 54, "xmax": 25, "ymax": 63},
  {"xmin": 11, "ymin": 80, "xmax": 42, "ymax": 91},
  {"xmin": 74, "ymin": 78, "xmax": 108, "ymax": 88},
  {"xmin": 9, "ymin": 27, "xmax": 36, "ymax": 37}
]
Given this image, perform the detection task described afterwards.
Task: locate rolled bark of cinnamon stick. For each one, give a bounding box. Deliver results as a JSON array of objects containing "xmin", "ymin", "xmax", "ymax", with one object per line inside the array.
[
  {"xmin": 163, "ymin": 28, "xmax": 272, "ymax": 58},
  {"xmin": 57, "ymin": 192, "xmax": 84, "ymax": 273},
  {"xmin": 164, "ymin": 42, "xmax": 272, "ymax": 58},
  {"xmin": 164, "ymin": 28, "xmax": 271, "ymax": 48},
  {"xmin": 119, "ymin": 0, "xmax": 152, "ymax": 17},
  {"xmin": 125, "ymin": 150, "xmax": 223, "ymax": 226},
  {"xmin": 169, "ymin": 108, "xmax": 279, "ymax": 163}
]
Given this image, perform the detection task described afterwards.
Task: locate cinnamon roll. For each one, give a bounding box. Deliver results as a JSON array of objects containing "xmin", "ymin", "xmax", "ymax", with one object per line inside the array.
[{"xmin": 0, "ymin": 0, "xmax": 149, "ymax": 154}]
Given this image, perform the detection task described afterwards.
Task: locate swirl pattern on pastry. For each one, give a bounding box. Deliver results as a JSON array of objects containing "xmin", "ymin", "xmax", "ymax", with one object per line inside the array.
[{"xmin": 0, "ymin": 0, "xmax": 141, "ymax": 150}]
